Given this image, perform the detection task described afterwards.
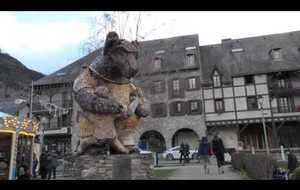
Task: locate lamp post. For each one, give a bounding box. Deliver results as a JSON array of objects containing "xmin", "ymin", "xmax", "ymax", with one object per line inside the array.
[
  {"xmin": 257, "ymin": 95, "xmax": 270, "ymax": 155},
  {"xmin": 40, "ymin": 116, "xmax": 47, "ymax": 153}
]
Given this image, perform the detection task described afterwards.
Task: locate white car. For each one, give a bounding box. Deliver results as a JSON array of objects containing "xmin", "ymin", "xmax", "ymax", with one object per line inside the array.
[
  {"xmin": 138, "ymin": 148, "xmax": 152, "ymax": 155},
  {"xmin": 162, "ymin": 146, "xmax": 198, "ymax": 160}
]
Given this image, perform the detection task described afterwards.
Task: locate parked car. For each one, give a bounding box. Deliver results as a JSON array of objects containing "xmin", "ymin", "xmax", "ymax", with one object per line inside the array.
[
  {"xmin": 138, "ymin": 148, "xmax": 152, "ymax": 155},
  {"xmin": 162, "ymin": 146, "xmax": 198, "ymax": 160}
]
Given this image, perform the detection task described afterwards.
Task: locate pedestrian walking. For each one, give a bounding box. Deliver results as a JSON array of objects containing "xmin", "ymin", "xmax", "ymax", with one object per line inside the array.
[
  {"xmin": 39, "ymin": 152, "xmax": 48, "ymax": 179},
  {"xmin": 198, "ymin": 137, "xmax": 211, "ymax": 175},
  {"xmin": 32, "ymin": 153, "xmax": 38, "ymax": 179},
  {"xmin": 184, "ymin": 143, "xmax": 190, "ymax": 163},
  {"xmin": 47, "ymin": 151, "xmax": 59, "ymax": 180},
  {"xmin": 212, "ymin": 135, "xmax": 225, "ymax": 174},
  {"xmin": 179, "ymin": 142, "xmax": 185, "ymax": 164},
  {"xmin": 287, "ymin": 149, "xmax": 298, "ymax": 179}
]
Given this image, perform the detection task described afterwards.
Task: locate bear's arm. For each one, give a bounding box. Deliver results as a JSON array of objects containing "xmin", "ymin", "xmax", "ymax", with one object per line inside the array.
[
  {"xmin": 73, "ymin": 69, "xmax": 123, "ymax": 114},
  {"xmin": 130, "ymin": 84, "xmax": 149, "ymax": 118}
]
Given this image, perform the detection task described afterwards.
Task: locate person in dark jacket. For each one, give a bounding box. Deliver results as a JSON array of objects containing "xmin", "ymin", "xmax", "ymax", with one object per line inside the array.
[
  {"xmin": 47, "ymin": 151, "xmax": 59, "ymax": 180},
  {"xmin": 198, "ymin": 137, "xmax": 211, "ymax": 174},
  {"xmin": 39, "ymin": 152, "xmax": 48, "ymax": 180},
  {"xmin": 179, "ymin": 142, "xmax": 185, "ymax": 164},
  {"xmin": 212, "ymin": 135, "xmax": 225, "ymax": 174},
  {"xmin": 287, "ymin": 150, "xmax": 298, "ymax": 177},
  {"xmin": 184, "ymin": 143, "xmax": 190, "ymax": 163},
  {"xmin": 32, "ymin": 153, "xmax": 38, "ymax": 179}
]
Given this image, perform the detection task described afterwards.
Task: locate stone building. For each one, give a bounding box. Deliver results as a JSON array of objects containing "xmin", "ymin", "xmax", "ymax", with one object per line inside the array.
[
  {"xmin": 134, "ymin": 34, "xmax": 205, "ymax": 151},
  {"xmin": 201, "ymin": 31, "xmax": 300, "ymax": 150}
]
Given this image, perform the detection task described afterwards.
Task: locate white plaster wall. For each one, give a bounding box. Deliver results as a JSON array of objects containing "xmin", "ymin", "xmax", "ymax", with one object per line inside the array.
[
  {"xmin": 246, "ymin": 85, "xmax": 255, "ymax": 96},
  {"xmin": 223, "ymin": 87, "xmax": 233, "ymax": 97},
  {"xmin": 214, "ymin": 88, "xmax": 222, "ymax": 98},
  {"xmin": 224, "ymin": 98, "xmax": 234, "ymax": 111},
  {"xmin": 234, "ymin": 87, "xmax": 245, "ymax": 96},
  {"xmin": 204, "ymin": 89, "xmax": 213, "ymax": 99},
  {"xmin": 255, "ymin": 74, "xmax": 267, "ymax": 83},
  {"xmin": 235, "ymin": 97, "xmax": 247, "ymax": 110},
  {"xmin": 233, "ymin": 77, "xmax": 244, "ymax": 86},
  {"xmin": 256, "ymin": 84, "xmax": 268, "ymax": 94},
  {"xmin": 206, "ymin": 112, "xmax": 235, "ymax": 121},
  {"xmin": 237, "ymin": 110, "xmax": 271, "ymax": 119},
  {"xmin": 205, "ymin": 100, "xmax": 214, "ymax": 113}
]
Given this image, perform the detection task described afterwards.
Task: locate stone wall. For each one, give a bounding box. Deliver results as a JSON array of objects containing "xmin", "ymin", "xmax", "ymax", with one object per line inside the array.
[{"xmin": 63, "ymin": 153, "xmax": 154, "ymax": 180}]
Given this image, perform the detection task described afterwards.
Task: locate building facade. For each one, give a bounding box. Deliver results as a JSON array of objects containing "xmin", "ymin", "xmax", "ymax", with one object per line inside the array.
[
  {"xmin": 32, "ymin": 30, "xmax": 300, "ymax": 154},
  {"xmin": 201, "ymin": 31, "xmax": 300, "ymax": 150}
]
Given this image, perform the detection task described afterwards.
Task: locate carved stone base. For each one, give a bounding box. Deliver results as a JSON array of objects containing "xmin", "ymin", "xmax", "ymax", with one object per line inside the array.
[{"xmin": 63, "ymin": 154, "xmax": 154, "ymax": 180}]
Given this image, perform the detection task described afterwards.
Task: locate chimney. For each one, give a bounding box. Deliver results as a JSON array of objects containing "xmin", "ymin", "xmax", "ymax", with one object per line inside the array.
[{"xmin": 221, "ymin": 38, "xmax": 232, "ymax": 43}]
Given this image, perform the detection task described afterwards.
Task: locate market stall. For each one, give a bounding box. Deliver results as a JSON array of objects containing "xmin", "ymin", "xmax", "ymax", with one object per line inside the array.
[{"xmin": 0, "ymin": 113, "xmax": 39, "ymax": 180}]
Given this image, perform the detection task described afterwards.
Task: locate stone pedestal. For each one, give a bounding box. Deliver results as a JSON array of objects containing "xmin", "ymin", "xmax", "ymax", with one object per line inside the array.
[{"xmin": 63, "ymin": 154, "xmax": 154, "ymax": 180}]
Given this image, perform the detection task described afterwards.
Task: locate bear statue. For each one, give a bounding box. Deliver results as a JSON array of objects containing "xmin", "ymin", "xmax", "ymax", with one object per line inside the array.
[{"xmin": 73, "ymin": 31, "xmax": 149, "ymax": 155}]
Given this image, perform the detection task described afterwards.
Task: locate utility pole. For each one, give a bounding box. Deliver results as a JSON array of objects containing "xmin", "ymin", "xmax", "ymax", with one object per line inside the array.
[{"xmin": 258, "ymin": 95, "xmax": 270, "ymax": 155}]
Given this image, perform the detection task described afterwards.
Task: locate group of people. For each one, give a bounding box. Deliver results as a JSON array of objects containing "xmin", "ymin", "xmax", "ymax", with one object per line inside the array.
[
  {"xmin": 179, "ymin": 143, "xmax": 190, "ymax": 164},
  {"xmin": 17, "ymin": 150, "xmax": 59, "ymax": 180},
  {"xmin": 39, "ymin": 150, "xmax": 59, "ymax": 180},
  {"xmin": 197, "ymin": 135, "xmax": 226, "ymax": 175}
]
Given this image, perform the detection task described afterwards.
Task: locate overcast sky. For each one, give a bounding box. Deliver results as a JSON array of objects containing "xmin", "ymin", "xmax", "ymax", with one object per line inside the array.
[{"xmin": 1, "ymin": 11, "xmax": 300, "ymax": 75}]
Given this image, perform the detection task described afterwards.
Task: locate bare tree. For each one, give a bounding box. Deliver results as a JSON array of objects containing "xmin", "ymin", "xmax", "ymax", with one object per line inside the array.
[{"xmin": 80, "ymin": 11, "xmax": 168, "ymax": 55}]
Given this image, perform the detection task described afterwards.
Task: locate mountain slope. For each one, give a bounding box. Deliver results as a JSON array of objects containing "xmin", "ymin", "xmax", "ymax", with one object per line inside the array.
[{"xmin": 0, "ymin": 52, "xmax": 45, "ymax": 102}]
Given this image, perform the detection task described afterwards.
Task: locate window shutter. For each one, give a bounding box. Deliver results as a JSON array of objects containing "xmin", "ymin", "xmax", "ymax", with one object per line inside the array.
[
  {"xmin": 199, "ymin": 100, "xmax": 203, "ymax": 114},
  {"xmin": 150, "ymin": 82, "xmax": 155, "ymax": 94},
  {"xmin": 168, "ymin": 80, "xmax": 173, "ymax": 99},
  {"xmin": 162, "ymin": 103, "xmax": 167, "ymax": 117},
  {"xmin": 182, "ymin": 101, "xmax": 188, "ymax": 115},
  {"xmin": 196, "ymin": 77, "xmax": 200, "ymax": 90},
  {"xmin": 180, "ymin": 78, "xmax": 185, "ymax": 98},
  {"xmin": 169, "ymin": 102, "xmax": 175, "ymax": 116},
  {"xmin": 161, "ymin": 80, "xmax": 166, "ymax": 93}
]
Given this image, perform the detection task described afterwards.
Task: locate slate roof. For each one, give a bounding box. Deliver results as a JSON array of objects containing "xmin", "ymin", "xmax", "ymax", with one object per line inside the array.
[
  {"xmin": 137, "ymin": 34, "xmax": 200, "ymax": 75},
  {"xmin": 33, "ymin": 49, "xmax": 102, "ymax": 86},
  {"xmin": 200, "ymin": 30, "xmax": 300, "ymax": 84}
]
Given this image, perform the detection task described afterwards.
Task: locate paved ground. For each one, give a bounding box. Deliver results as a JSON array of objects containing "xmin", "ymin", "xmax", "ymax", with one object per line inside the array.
[{"xmin": 154, "ymin": 158, "xmax": 246, "ymax": 180}]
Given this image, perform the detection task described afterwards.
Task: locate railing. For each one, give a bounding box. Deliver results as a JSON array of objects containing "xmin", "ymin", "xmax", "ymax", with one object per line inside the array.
[{"xmin": 32, "ymin": 100, "xmax": 73, "ymax": 112}]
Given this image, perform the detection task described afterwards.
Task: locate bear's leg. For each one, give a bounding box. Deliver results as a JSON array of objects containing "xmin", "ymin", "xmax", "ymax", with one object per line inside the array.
[{"xmin": 110, "ymin": 137, "xmax": 129, "ymax": 154}]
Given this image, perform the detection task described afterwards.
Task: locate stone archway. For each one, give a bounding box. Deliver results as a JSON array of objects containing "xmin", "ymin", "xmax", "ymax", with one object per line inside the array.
[
  {"xmin": 139, "ymin": 130, "xmax": 166, "ymax": 153},
  {"xmin": 172, "ymin": 128, "xmax": 199, "ymax": 149}
]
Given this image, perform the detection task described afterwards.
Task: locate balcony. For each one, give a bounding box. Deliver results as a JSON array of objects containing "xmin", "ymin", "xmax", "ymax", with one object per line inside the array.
[
  {"xmin": 32, "ymin": 100, "xmax": 73, "ymax": 113},
  {"xmin": 269, "ymin": 82, "xmax": 300, "ymax": 97}
]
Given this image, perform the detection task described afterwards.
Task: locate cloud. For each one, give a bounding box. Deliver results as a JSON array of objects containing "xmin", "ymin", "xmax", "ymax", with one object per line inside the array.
[{"xmin": 0, "ymin": 12, "xmax": 90, "ymax": 54}]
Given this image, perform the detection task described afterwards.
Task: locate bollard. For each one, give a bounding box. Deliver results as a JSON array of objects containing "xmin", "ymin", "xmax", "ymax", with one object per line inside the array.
[
  {"xmin": 280, "ymin": 145, "xmax": 285, "ymax": 161},
  {"xmin": 251, "ymin": 146, "xmax": 255, "ymax": 154}
]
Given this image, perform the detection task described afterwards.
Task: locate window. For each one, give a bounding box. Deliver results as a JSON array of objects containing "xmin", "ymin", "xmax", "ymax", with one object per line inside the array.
[
  {"xmin": 187, "ymin": 77, "xmax": 197, "ymax": 90},
  {"xmin": 245, "ymin": 75, "xmax": 254, "ymax": 84},
  {"xmin": 270, "ymin": 48, "xmax": 282, "ymax": 61},
  {"xmin": 153, "ymin": 81, "xmax": 163, "ymax": 93},
  {"xmin": 153, "ymin": 57, "xmax": 161, "ymax": 70},
  {"xmin": 247, "ymin": 96, "xmax": 258, "ymax": 110},
  {"xmin": 215, "ymin": 99, "xmax": 224, "ymax": 113},
  {"xmin": 170, "ymin": 101, "xmax": 186, "ymax": 116},
  {"xmin": 174, "ymin": 102, "xmax": 182, "ymax": 113},
  {"xmin": 172, "ymin": 79, "xmax": 180, "ymax": 95},
  {"xmin": 212, "ymin": 70, "xmax": 221, "ymax": 87},
  {"xmin": 188, "ymin": 100, "xmax": 202, "ymax": 115},
  {"xmin": 278, "ymin": 97, "xmax": 292, "ymax": 113},
  {"xmin": 185, "ymin": 54, "xmax": 195, "ymax": 66},
  {"xmin": 151, "ymin": 103, "xmax": 166, "ymax": 117},
  {"xmin": 278, "ymin": 78, "xmax": 288, "ymax": 88}
]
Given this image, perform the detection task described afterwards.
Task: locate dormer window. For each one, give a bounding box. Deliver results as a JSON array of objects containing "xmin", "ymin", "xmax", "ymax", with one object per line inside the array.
[
  {"xmin": 212, "ymin": 70, "xmax": 221, "ymax": 87},
  {"xmin": 270, "ymin": 48, "xmax": 282, "ymax": 61},
  {"xmin": 153, "ymin": 57, "xmax": 162, "ymax": 70},
  {"xmin": 185, "ymin": 53, "xmax": 195, "ymax": 66}
]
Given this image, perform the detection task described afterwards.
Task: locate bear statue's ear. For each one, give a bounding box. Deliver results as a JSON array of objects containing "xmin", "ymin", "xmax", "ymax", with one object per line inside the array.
[{"xmin": 103, "ymin": 31, "xmax": 119, "ymax": 55}]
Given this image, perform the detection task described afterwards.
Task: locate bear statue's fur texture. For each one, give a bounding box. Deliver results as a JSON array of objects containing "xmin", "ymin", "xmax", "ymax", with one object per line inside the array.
[{"xmin": 73, "ymin": 32, "xmax": 148, "ymax": 155}]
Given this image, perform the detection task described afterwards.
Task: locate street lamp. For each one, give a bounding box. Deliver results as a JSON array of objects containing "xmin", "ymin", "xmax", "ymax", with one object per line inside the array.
[{"xmin": 257, "ymin": 95, "xmax": 270, "ymax": 155}]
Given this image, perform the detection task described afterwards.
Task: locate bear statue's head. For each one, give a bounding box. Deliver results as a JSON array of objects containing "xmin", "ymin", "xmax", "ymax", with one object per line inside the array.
[{"xmin": 89, "ymin": 32, "xmax": 140, "ymax": 84}]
